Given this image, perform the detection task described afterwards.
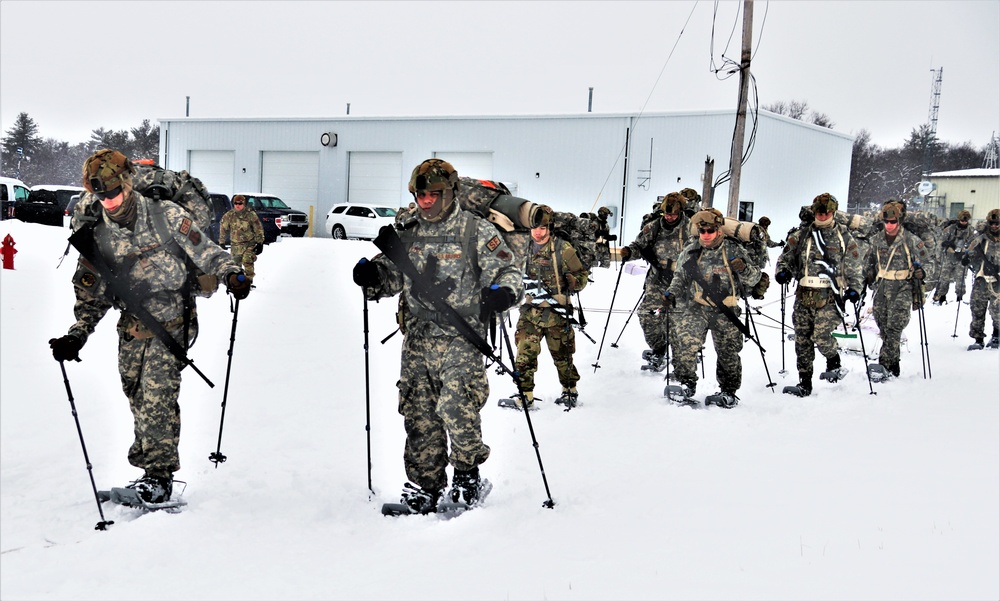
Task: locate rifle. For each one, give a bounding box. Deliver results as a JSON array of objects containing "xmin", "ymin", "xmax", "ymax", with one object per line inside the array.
[
  {"xmin": 522, "ymin": 278, "xmax": 596, "ymax": 343},
  {"xmin": 68, "ymin": 225, "xmax": 215, "ymax": 388},
  {"xmin": 681, "ymin": 253, "xmax": 764, "ymax": 352}
]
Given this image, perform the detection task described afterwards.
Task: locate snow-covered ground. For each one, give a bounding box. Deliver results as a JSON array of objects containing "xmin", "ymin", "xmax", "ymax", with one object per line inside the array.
[{"xmin": 1, "ymin": 218, "xmax": 997, "ymax": 600}]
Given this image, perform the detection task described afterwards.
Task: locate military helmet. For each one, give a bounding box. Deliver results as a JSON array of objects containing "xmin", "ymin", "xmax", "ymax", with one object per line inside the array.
[
  {"xmin": 660, "ymin": 192, "xmax": 685, "ymax": 216},
  {"xmin": 692, "ymin": 208, "xmax": 725, "ymax": 229},
  {"xmin": 988, "ymin": 208, "xmax": 1000, "ymax": 224},
  {"xmin": 758, "ymin": 216, "xmax": 771, "ymax": 228},
  {"xmin": 810, "ymin": 193, "xmax": 838, "ymax": 214},
  {"xmin": 881, "ymin": 200, "xmax": 905, "ymax": 222},
  {"xmin": 534, "ymin": 204, "xmax": 554, "ymax": 228},
  {"xmin": 957, "ymin": 210, "xmax": 971, "ymax": 221},
  {"xmin": 408, "ymin": 159, "xmax": 458, "ymax": 195},
  {"xmin": 598, "ymin": 206, "xmax": 611, "ymax": 218},
  {"xmin": 679, "ymin": 187, "xmax": 701, "ymax": 204},
  {"xmin": 82, "ymin": 149, "xmax": 133, "ymax": 193},
  {"xmin": 232, "ymin": 194, "xmax": 246, "ymax": 205}
]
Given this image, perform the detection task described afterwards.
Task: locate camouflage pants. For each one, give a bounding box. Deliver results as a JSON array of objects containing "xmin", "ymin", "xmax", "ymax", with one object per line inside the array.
[
  {"xmin": 969, "ymin": 277, "xmax": 1000, "ymax": 340},
  {"xmin": 398, "ymin": 333, "xmax": 491, "ymax": 493},
  {"xmin": 514, "ymin": 306, "xmax": 579, "ymax": 392},
  {"xmin": 792, "ymin": 288, "xmax": 843, "ymax": 377},
  {"xmin": 638, "ymin": 279, "xmax": 670, "ymax": 355},
  {"xmin": 116, "ymin": 314, "xmax": 193, "ymax": 479},
  {"xmin": 934, "ymin": 254, "xmax": 968, "ymax": 299},
  {"xmin": 672, "ymin": 303, "xmax": 744, "ymax": 393},
  {"xmin": 231, "ymin": 243, "xmax": 258, "ymax": 280},
  {"xmin": 594, "ymin": 244, "xmax": 611, "ymax": 268},
  {"xmin": 872, "ymin": 280, "xmax": 913, "ymax": 369}
]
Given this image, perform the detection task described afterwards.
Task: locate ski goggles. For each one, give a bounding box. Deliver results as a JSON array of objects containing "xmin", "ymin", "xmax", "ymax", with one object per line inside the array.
[{"xmin": 94, "ymin": 186, "xmax": 123, "ymax": 201}]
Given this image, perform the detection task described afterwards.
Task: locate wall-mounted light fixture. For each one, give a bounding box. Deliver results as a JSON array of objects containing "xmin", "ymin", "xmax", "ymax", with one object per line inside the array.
[{"xmin": 321, "ymin": 132, "xmax": 338, "ymax": 147}]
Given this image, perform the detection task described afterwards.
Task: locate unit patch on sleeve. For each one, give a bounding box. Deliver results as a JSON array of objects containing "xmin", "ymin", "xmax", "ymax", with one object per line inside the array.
[
  {"xmin": 486, "ymin": 235, "xmax": 502, "ymax": 253},
  {"xmin": 179, "ymin": 218, "xmax": 192, "ymax": 236}
]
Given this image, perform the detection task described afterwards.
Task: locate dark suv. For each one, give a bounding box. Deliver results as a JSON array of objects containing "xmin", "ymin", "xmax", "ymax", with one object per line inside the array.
[
  {"xmin": 208, "ymin": 193, "xmax": 232, "ymax": 243},
  {"xmin": 18, "ymin": 186, "xmax": 85, "ymax": 227},
  {"xmin": 234, "ymin": 193, "xmax": 309, "ymax": 243}
]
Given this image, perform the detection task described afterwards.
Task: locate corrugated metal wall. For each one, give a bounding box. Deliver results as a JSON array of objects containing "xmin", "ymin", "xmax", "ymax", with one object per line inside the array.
[{"xmin": 159, "ymin": 111, "xmax": 853, "ymax": 241}]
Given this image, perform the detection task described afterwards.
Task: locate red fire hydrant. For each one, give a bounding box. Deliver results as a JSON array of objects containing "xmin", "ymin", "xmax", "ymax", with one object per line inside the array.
[{"xmin": 1, "ymin": 234, "xmax": 17, "ymax": 270}]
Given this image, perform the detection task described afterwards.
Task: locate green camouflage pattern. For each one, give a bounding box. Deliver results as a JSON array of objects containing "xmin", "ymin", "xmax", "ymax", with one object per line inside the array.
[
  {"xmin": 552, "ymin": 211, "xmax": 597, "ymax": 268},
  {"xmin": 667, "ymin": 239, "xmax": 761, "ymax": 394},
  {"xmin": 514, "ymin": 236, "xmax": 588, "ymax": 392},
  {"xmin": 966, "ymin": 229, "xmax": 1000, "ymax": 340},
  {"xmin": 361, "ymin": 204, "xmax": 522, "ymax": 492},
  {"xmin": 863, "ymin": 228, "xmax": 936, "ymax": 372},
  {"xmin": 593, "ymin": 213, "xmax": 612, "ymax": 268},
  {"xmin": 625, "ymin": 214, "xmax": 694, "ymax": 354},
  {"xmin": 934, "ymin": 221, "xmax": 976, "ymax": 299},
  {"xmin": 220, "ymin": 207, "xmax": 265, "ymax": 279}
]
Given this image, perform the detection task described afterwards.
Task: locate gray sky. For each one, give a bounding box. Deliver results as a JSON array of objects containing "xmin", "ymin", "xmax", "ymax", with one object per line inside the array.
[{"xmin": 2, "ymin": 0, "xmax": 998, "ymax": 149}]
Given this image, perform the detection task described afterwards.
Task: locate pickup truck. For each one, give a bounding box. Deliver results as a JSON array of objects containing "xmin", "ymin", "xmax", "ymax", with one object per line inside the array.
[
  {"xmin": 234, "ymin": 193, "xmax": 309, "ymax": 243},
  {"xmin": 18, "ymin": 185, "xmax": 85, "ymax": 227}
]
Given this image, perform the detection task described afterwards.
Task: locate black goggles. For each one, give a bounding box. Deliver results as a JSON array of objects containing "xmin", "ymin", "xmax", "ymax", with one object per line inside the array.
[{"xmin": 95, "ymin": 186, "xmax": 123, "ymax": 201}]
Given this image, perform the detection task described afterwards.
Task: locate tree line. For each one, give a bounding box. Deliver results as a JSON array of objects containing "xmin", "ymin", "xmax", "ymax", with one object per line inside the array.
[{"xmin": 1, "ymin": 108, "xmax": 990, "ymax": 213}]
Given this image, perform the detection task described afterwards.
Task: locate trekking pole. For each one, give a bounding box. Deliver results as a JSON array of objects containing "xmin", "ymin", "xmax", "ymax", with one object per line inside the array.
[
  {"xmin": 592, "ymin": 263, "xmax": 626, "ymax": 371},
  {"xmin": 744, "ymin": 298, "xmax": 776, "ymax": 391},
  {"xmin": 779, "ymin": 282, "xmax": 788, "ymax": 375},
  {"xmin": 499, "ymin": 319, "xmax": 556, "ymax": 508},
  {"xmin": 662, "ymin": 307, "xmax": 672, "ymax": 382},
  {"xmin": 58, "ymin": 361, "xmax": 114, "ymax": 531},
  {"xmin": 951, "ymin": 296, "xmax": 961, "ymax": 338},
  {"xmin": 610, "ymin": 291, "xmax": 644, "ymax": 348},
  {"xmin": 853, "ymin": 300, "xmax": 876, "ymax": 395},
  {"xmin": 362, "ymin": 294, "xmax": 374, "ymax": 495},
  {"xmin": 209, "ymin": 297, "xmax": 241, "ymax": 467},
  {"xmin": 911, "ymin": 276, "xmax": 931, "ymax": 379}
]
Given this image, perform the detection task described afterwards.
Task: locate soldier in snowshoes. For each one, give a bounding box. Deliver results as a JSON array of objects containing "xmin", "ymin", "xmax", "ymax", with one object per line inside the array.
[
  {"xmin": 48, "ymin": 149, "xmax": 249, "ymax": 505},
  {"xmin": 593, "ymin": 206, "xmax": 615, "ymax": 269},
  {"xmin": 619, "ymin": 192, "xmax": 694, "ymax": 372},
  {"xmin": 965, "ymin": 208, "xmax": 1000, "ymax": 349},
  {"xmin": 775, "ymin": 193, "xmax": 864, "ymax": 396},
  {"xmin": 352, "ymin": 159, "xmax": 522, "ymax": 513},
  {"xmin": 219, "ymin": 194, "xmax": 265, "ymax": 282},
  {"xmin": 862, "ymin": 200, "xmax": 936, "ymax": 379},
  {"xmin": 933, "ymin": 210, "xmax": 975, "ymax": 305},
  {"xmin": 663, "ymin": 208, "xmax": 761, "ymax": 408},
  {"xmin": 509, "ymin": 207, "xmax": 589, "ymax": 410}
]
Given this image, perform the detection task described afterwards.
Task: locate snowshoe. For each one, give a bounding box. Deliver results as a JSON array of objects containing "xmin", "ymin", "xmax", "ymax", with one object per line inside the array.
[
  {"xmin": 663, "ymin": 384, "xmax": 698, "ymax": 407},
  {"xmin": 438, "ymin": 479, "xmax": 493, "ymax": 517},
  {"xmin": 987, "ymin": 336, "xmax": 999, "ymax": 350},
  {"xmin": 968, "ymin": 339, "xmax": 985, "ymax": 351},
  {"xmin": 819, "ymin": 367, "xmax": 849, "ymax": 383},
  {"xmin": 782, "ymin": 385, "xmax": 810, "ymax": 397},
  {"xmin": 381, "ymin": 482, "xmax": 442, "ymax": 516},
  {"xmin": 867, "ymin": 363, "xmax": 893, "ymax": 382},
  {"xmin": 640, "ymin": 354, "xmax": 667, "ymax": 372},
  {"xmin": 99, "ymin": 478, "xmax": 186, "ymax": 512},
  {"xmin": 705, "ymin": 391, "xmax": 739, "ymax": 409},
  {"xmin": 498, "ymin": 393, "xmax": 536, "ymax": 411},
  {"xmin": 554, "ymin": 390, "xmax": 578, "ymax": 409}
]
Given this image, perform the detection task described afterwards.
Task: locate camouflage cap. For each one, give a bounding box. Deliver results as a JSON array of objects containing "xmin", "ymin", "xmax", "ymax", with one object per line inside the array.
[
  {"xmin": 881, "ymin": 200, "xmax": 905, "ymax": 221},
  {"xmin": 407, "ymin": 159, "xmax": 458, "ymax": 195},
  {"xmin": 810, "ymin": 193, "xmax": 838, "ymax": 214},
  {"xmin": 598, "ymin": 206, "xmax": 610, "ymax": 217},
  {"xmin": 534, "ymin": 204, "xmax": 554, "ymax": 228},
  {"xmin": 82, "ymin": 149, "xmax": 133, "ymax": 193},
  {"xmin": 660, "ymin": 192, "xmax": 685, "ymax": 216},
  {"xmin": 758, "ymin": 215, "xmax": 771, "ymax": 227},
  {"xmin": 988, "ymin": 208, "xmax": 1000, "ymax": 224},
  {"xmin": 679, "ymin": 188, "xmax": 701, "ymax": 203},
  {"xmin": 958, "ymin": 210, "xmax": 971, "ymax": 221},
  {"xmin": 692, "ymin": 208, "xmax": 725, "ymax": 228},
  {"xmin": 232, "ymin": 194, "xmax": 246, "ymax": 205}
]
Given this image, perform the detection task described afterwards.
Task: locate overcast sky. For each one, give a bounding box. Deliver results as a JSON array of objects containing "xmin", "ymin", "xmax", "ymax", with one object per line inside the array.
[{"xmin": 2, "ymin": 1, "xmax": 997, "ymax": 150}]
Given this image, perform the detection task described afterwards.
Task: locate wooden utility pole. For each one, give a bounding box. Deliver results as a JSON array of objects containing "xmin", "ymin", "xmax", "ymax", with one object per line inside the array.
[{"xmin": 726, "ymin": 0, "xmax": 753, "ymax": 218}]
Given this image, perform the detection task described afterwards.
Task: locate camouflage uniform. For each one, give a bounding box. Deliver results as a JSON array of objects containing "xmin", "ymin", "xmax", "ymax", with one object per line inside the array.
[
  {"xmin": 623, "ymin": 207, "xmax": 693, "ymax": 360},
  {"xmin": 776, "ymin": 216, "xmax": 863, "ymax": 387},
  {"xmin": 933, "ymin": 218, "xmax": 976, "ymax": 302},
  {"xmin": 65, "ymin": 191, "xmax": 242, "ymax": 480},
  {"xmin": 361, "ymin": 203, "xmax": 521, "ymax": 493},
  {"xmin": 666, "ymin": 225, "xmax": 762, "ymax": 396},
  {"xmin": 863, "ymin": 213, "xmax": 936, "ymax": 376},
  {"xmin": 593, "ymin": 208, "xmax": 612, "ymax": 268},
  {"xmin": 220, "ymin": 205, "xmax": 264, "ymax": 280},
  {"xmin": 515, "ymin": 236, "xmax": 589, "ymax": 394},
  {"xmin": 965, "ymin": 220, "xmax": 1000, "ymax": 344}
]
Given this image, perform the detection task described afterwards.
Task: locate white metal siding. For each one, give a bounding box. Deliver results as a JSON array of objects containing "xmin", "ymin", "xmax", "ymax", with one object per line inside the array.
[
  {"xmin": 434, "ymin": 152, "xmax": 494, "ymax": 180},
  {"xmin": 261, "ymin": 151, "xmax": 319, "ymax": 215},
  {"xmin": 189, "ymin": 151, "xmax": 235, "ymax": 196},
  {"xmin": 348, "ymin": 152, "xmax": 403, "ymax": 206}
]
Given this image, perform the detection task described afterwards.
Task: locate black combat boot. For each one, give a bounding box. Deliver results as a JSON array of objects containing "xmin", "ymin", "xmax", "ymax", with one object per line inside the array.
[
  {"xmin": 450, "ymin": 467, "xmax": 486, "ymax": 506},
  {"xmin": 401, "ymin": 482, "xmax": 441, "ymax": 514},
  {"xmin": 826, "ymin": 354, "xmax": 841, "ymax": 372},
  {"xmin": 130, "ymin": 474, "xmax": 173, "ymax": 504}
]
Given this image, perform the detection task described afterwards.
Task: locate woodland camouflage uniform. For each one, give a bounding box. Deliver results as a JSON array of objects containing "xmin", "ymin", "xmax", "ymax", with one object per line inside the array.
[
  {"xmin": 965, "ymin": 210, "xmax": 1000, "ymax": 345},
  {"xmin": 357, "ymin": 160, "xmax": 522, "ymax": 501},
  {"xmin": 514, "ymin": 230, "xmax": 589, "ymax": 402},
  {"xmin": 220, "ymin": 196, "xmax": 265, "ymax": 280},
  {"xmin": 776, "ymin": 194, "xmax": 863, "ymax": 392},
  {"xmin": 862, "ymin": 201, "xmax": 936, "ymax": 376},
  {"xmin": 593, "ymin": 207, "xmax": 612, "ymax": 268},
  {"xmin": 54, "ymin": 149, "xmax": 244, "ymax": 496},
  {"xmin": 933, "ymin": 211, "xmax": 975, "ymax": 302},
  {"xmin": 666, "ymin": 209, "xmax": 762, "ymax": 398}
]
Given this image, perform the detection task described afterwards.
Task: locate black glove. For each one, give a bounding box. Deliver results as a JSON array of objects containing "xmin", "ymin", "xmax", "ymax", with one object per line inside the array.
[
  {"xmin": 606, "ymin": 234, "xmax": 617, "ymax": 242},
  {"xmin": 912, "ymin": 266, "xmax": 925, "ymax": 281},
  {"xmin": 619, "ymin": 247, "xmax": 632, "ymax": 261},
  {"xmin": 775, "ymin": 270, "xmax": 793, "ymax": 285},
  {"xmin": 844, "ymin": 288, "xmax": 861, "ymax": 305},
  {"xmin": 662, "ymin": 291, "xmax": 676, "ymax": 310},
  {"xmin": 227, "ymin": 273, "xmax": 251, "ymax": 300},
  {"xmin": 254, "ymin": 243, "xmax": 264, "ymax": 255},
  {"xmin": 49, "ymin": 335, "xmax": 82, "ymax": 362},
  {"xmin": 479, "ymin": 285, "xmax": 516, "ymax": 322},
  {"xmin": 778, "ymin": 240, "xmax": 786, "ymax": 247},
  {"xmin": 961, "ymin": 253, "xmax": 971, "ymax": 267},
  {"xmin": 353, "ymin": 258, "xmax": 380, "ymax": 288}
]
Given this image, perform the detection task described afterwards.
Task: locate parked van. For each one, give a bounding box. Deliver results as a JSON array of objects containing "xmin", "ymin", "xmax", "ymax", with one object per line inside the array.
[{"xmin": 0, "ymin": 176, "xmax": 30, "ymax": 220}]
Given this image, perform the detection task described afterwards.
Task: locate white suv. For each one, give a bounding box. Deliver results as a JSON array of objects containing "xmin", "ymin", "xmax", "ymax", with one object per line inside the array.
[{"xmin": 325, "ymin": 203, "xmax": 398, "ymax": 240}]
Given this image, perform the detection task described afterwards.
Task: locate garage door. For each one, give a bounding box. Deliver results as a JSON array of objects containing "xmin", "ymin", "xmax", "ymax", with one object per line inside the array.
[
  {"xmin": 261, "ymin": 151, "xmax": 319, "ymax": 215},
  {"xmin": 348, "ymin": 152, "xmax": 403, "ymax": 206},
  {"xmin": 434, "ymin": 152, "xmax": 493, "ymax": 180},
  {"xmin": 189, "ymin": 151, "xmax": 235, "ymax": 196}
]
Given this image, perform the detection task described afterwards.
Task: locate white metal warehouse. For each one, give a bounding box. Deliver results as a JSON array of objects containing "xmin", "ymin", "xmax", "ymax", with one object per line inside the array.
[{"xmin": 157, "ymin": 110, "xmax": 854, "ymax": 240}]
